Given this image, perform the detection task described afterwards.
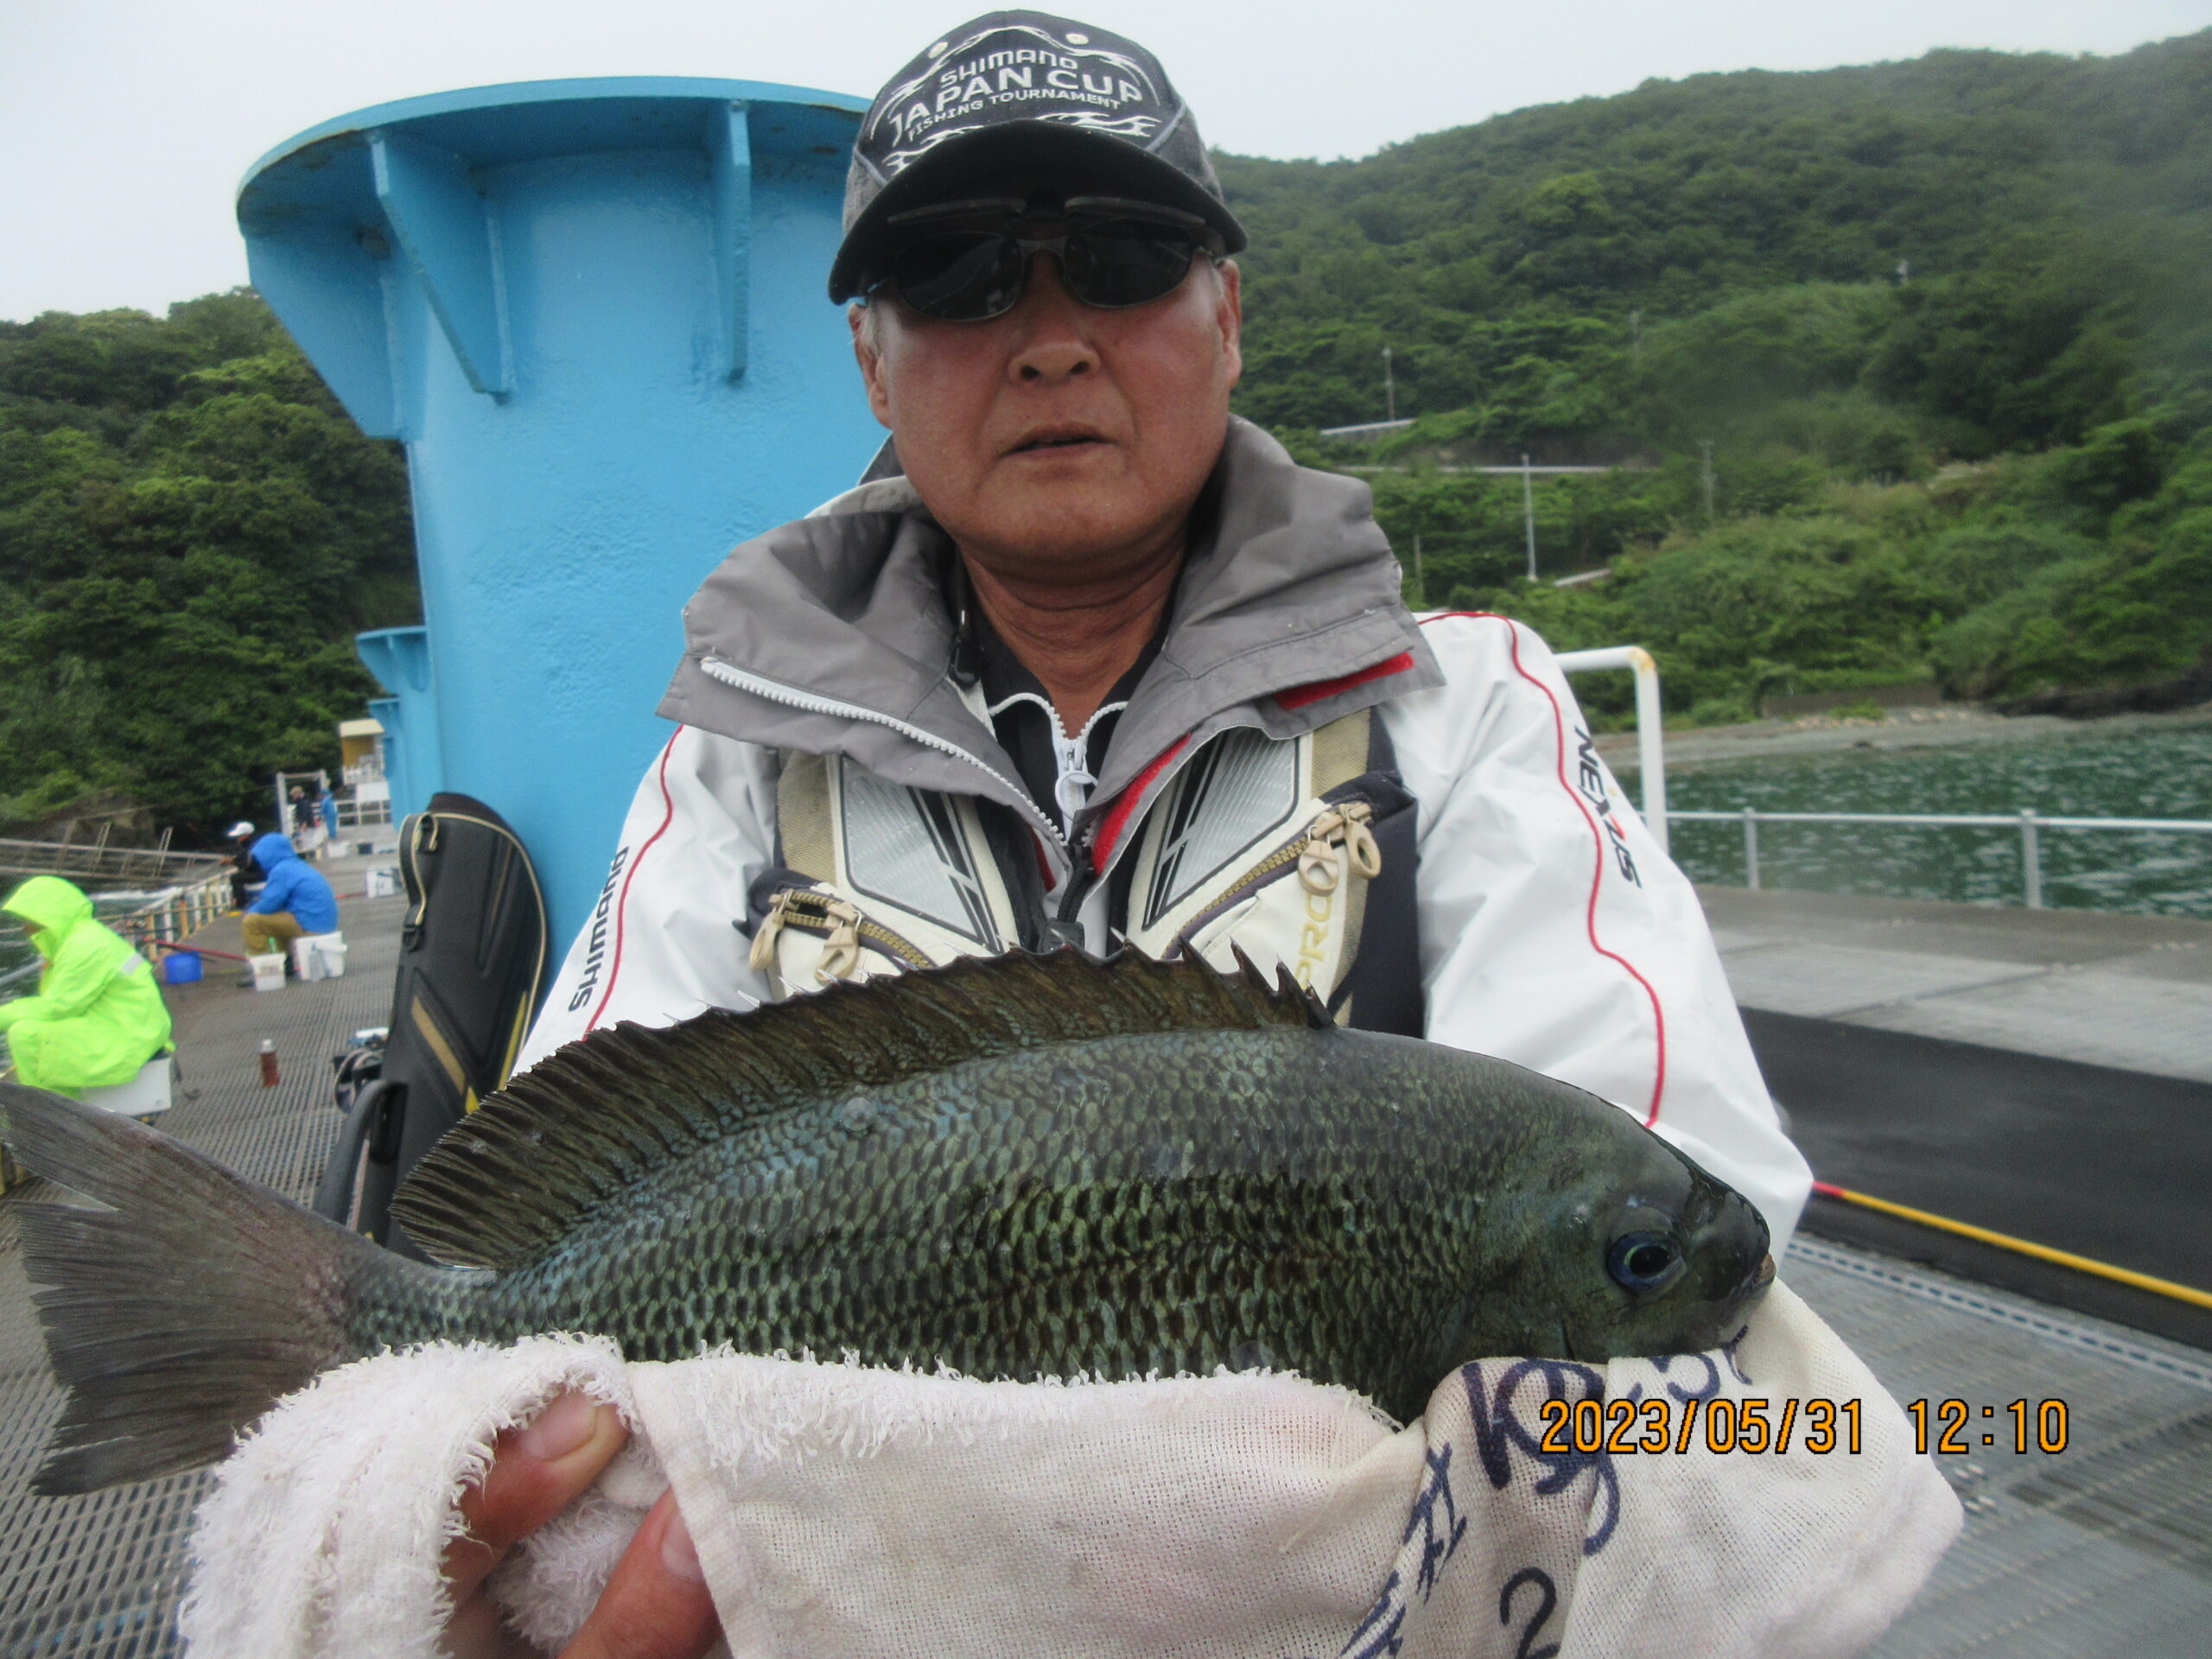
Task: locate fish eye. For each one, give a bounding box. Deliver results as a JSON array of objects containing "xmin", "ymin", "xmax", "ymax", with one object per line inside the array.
[{"xmin": 1606, "ymin": 1231, "xmax": 1685, "ymax": 1295}]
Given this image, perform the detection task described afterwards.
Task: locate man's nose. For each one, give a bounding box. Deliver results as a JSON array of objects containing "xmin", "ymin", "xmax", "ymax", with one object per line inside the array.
[{"xmin": 1007, "ymin": 256, "xmax": 1096, "ymax": 385}]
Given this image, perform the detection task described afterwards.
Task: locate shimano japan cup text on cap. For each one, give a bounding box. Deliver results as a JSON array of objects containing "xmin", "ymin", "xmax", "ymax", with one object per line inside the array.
[{"xmin": 830, "ymin": 10, "xmax": 1246, "ymax": 302}]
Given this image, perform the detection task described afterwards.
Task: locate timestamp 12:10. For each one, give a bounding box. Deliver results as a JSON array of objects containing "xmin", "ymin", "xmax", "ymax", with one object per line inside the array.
[{"xmin": 1906, "ymin": 1398, "xmax": 2070, "ymax": 1455}]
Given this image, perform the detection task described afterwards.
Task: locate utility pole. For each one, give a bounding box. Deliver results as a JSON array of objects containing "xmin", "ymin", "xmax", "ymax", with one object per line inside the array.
[
  {"xmin": 1700, "ymin": 439, "xmax": 1716, "ymax": 524},
  {"xmin": 1412, "ymin": 531, "xmax": 1424, "ymax": 605},
  {"xmin": 1896, "ymin": 257, "xmax": 1910, "ymax": 286},
  {"xmin": 1522, "ymin": 454, "xmax": 1538, "ymax": 582},
  {"xmin": 1629, "ymin": 308, "xmax": 1642, "ymax": 365},
  {"xmin": 1382, "ymin": 346, "xmax": 1395, "ymax": 423}
]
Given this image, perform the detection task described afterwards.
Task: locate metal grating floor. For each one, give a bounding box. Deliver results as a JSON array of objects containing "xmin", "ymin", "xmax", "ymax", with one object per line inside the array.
[
  {"xmin": 0, "ymin": 893, "xmax": 404, "ymax": 1658},
  {"xmin": 1786, "ymin": 1238, "xmax": 2212, "ymax": 1659},
  {"xmin": 1, "ymin": 893, "xmax": 2208, "ymax": 1655}
]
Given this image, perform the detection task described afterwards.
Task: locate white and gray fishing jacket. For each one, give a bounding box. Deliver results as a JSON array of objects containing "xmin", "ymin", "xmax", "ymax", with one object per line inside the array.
[{"xmin": 519, "ymin": 418, "xmax": 1811, "ymax": 1243}]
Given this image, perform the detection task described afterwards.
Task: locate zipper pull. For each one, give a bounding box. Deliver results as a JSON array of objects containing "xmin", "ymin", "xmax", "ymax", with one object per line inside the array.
[
  {"xmin": 1342, "ymin": 801, "xmax": 1382, "ymax": 879},
  {"xmin": 817, "ymin": 896, "xmax": 866, "ymax": 982},
  {"xmin": 747, "ymin": 889, "xmax": 793, "ymax": 972},
  {"xmin": 1298, "ymin": 801, "xmax": 1382, "ymax": 894}
]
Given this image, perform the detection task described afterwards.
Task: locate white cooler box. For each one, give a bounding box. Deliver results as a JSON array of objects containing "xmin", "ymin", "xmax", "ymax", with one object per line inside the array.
[{"xmin": 81, "ymin": 1056, "xmax": 174, "ymax": 1119}]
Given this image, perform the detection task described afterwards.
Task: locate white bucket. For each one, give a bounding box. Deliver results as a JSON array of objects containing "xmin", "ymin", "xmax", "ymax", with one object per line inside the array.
[
  {"xmin": 365, "ymin": 868, "xmax": 400, "ymax": 898},
  {"xmin": 290, "ymin": 932, "xmax": 344, "ymax": 982},
  {"xmin": 248, "ymin": 953, "xmax": 287, "ymax": 992}
]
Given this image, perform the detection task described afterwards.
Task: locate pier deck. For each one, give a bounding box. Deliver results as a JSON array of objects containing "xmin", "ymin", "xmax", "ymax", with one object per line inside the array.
[
  {"xmin": 1702, "ymin": 887, "xmax": 2212, "ymax": 1348},
  {"xmin": 2, "ymin": 868, "xmax": 403, "ymax": 1657},
  {"xmin": 0, "ymin": 878, "xmax": 2206, "ymax": 1654},
  {"xmin": 1703, "ymin": 885, "xmax": 2212, "ymax": 1083}
]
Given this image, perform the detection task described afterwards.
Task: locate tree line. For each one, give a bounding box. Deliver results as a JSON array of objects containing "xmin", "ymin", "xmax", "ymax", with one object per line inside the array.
[
  {"xmin": 0, "ymin": 295, "xmax": 416, "ymax": 836},
  {"xmin": 1221, "ymin": 30, "xmax": 2212, "ymax": 719},
  {"xmin": 4, "ymin": 32, "xmax": 2209, "ymax": 835}
]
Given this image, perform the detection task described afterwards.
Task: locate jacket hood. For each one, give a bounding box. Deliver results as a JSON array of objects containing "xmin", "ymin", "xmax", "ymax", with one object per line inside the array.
[
  {"xmin": 251, "ymin": 833, "xmax": 299, "ymax": 874},
  {"xmin": 658, "ymin": 416, "xmax": 1440, "ymax": 843},
  {"xmin": 4, "ymin": 875, "xmax": 92, "ymax": 947}
]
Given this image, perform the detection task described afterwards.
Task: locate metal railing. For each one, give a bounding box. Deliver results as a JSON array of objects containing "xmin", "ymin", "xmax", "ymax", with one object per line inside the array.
[
  {"xmin": 1669, "ymin": 809, "xmax": 2212, "ymax": 907},
  {"xmin": 0, "ymin": 868, "xmax": 237, "ymax": 1000},
  {"xmin": 335, "ymin": 798, "xmax": 393, "ymax": 828},
  {"xmin": 1555, "ymin": 645, "xmax": 1669, "ymax": 854},
  {"xmin": 0, "ymin": 835, "xmax": 226, "ymax": 884},
  {"xmin": 105, "ymin": 868, "xmax": 239, "ymax": 951}
]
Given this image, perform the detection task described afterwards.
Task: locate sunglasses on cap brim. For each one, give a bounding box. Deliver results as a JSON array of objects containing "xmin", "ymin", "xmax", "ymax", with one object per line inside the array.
[{"xmin": 863, "ymin": 196, "xmax": 1228, "ymax": 323}]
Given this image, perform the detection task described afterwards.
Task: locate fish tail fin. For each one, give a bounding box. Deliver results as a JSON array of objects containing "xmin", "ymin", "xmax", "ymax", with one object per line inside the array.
[{"xmin": 3, "ymin": 1081, "xmax": 432, "ymax": 1494}]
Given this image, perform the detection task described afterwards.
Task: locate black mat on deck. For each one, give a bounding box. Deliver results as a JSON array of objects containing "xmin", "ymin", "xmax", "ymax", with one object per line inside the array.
[{"xmin": 1743, "ymin": 1008, "xmax": 2212, "ymax": 1351}]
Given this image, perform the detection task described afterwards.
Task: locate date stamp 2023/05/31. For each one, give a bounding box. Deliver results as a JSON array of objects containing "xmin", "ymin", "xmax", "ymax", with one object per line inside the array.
[{"xmin": 1535, "ymin": 1396, "xmax": 2073, "ymax": 1458}]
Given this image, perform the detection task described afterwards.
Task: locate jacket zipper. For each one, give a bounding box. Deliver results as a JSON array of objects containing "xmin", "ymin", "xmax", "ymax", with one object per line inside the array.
[
  {"xmin": 699, "ymin": 658, "xmax": 1071, "ymax": 869},
  {"xmin": 985, "ymin": 689, "xmax": 1129, "ymax": 837},
  {"xmin": 749, "ymin": 888, "xmax": 936, "ymax": 977},
  {"xmin": 1165, "ymin": 798, "xmax": 1382, "ymax": 955}
]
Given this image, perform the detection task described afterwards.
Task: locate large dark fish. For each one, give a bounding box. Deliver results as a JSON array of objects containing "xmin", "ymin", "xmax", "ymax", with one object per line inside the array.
[{"xmin": 4, "ymin": 950, "xmax": 1771, "ymax": 1496}]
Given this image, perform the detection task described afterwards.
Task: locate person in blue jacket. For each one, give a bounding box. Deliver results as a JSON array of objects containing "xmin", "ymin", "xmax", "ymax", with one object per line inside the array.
[{"xmin": 240, "ymin": 832, "xmax": 338, "ymax": 959}]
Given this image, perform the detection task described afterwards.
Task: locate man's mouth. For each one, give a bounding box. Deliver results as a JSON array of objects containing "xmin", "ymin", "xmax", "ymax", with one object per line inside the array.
[{"xmin": 1008, "ymin": 426, "xmax": 1107, "ymax": 454}]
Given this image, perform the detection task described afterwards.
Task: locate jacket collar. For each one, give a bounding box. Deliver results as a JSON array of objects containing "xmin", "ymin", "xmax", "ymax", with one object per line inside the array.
[{"xmin": 658, "ymin": 416, "xmax": 1440, "ymax": 849}]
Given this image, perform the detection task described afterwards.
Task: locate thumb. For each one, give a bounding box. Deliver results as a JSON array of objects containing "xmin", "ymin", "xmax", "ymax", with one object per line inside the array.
[
  {"xmin": 560, "ymin": 1489, "xmax": 721, "ymax": 1659},
  {"xmin": 448, "ymin": 1390, "xmax": 629, "ymax": 1607}
]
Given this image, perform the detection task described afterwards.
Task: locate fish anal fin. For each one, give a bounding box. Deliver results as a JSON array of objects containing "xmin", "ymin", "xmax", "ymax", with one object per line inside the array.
[{"xmin": 391, "ymin": 948, "xmax": 1308, "ymax": 1273}]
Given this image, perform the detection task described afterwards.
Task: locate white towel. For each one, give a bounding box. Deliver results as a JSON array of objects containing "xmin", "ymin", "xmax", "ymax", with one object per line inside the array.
[{"xmin": 179, "ymin": 1282, "xmax": 1959, "ymax": 1659}]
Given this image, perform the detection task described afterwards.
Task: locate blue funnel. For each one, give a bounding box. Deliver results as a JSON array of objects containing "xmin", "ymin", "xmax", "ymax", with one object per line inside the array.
[{"xmin": 240, "ymin": 79, "xmax": 880, "ymax": 943}]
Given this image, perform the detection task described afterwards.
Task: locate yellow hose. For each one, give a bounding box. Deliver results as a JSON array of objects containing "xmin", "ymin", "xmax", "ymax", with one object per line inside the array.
[{"xmin": 1812, "ymin": 1180, "xmax": 2212, "ymax": 1310}]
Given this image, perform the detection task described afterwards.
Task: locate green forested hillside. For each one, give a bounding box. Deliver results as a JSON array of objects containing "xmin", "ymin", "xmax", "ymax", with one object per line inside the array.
[
  {"xmin": 0, "ymin": 296, "xmax": 416, "ymax": 834},
  {"xmin": 4, "ymin": 34, "xmax": 2210, "ymax": 836},
  {"xmin": 1222, "ymin": 35, "xmax": 2211, "ymax": 442},
  {"xmin": 1219, "ymin": 31, "xmax": 2212, "ymax": 719}
]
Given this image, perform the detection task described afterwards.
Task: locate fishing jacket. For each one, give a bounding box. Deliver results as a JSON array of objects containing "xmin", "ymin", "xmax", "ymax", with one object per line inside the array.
[
  {"xmin": 0, "ymin": 875, "xmax": 173, "ymax": 1092},
  {"xmin": 519, "ymin": 418, "xmax": 1810, "ymax": 1243}
]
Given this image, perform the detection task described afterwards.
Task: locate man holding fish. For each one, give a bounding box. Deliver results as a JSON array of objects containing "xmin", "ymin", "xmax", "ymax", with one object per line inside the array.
[
  {"xmin": 449, "ymin": 10, "xmax": 1812, "ymax": 1655},
  {"xmin": 4, "ymin": 12, "xmax": 1853, "ymax": 1658}
]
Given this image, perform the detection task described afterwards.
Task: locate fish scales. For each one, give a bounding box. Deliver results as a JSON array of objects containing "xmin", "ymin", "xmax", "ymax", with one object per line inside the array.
[
  {"xmin": 346, "ymin": 1027, "xmax": 1660, "ymax": 1417},
  {"xmin": 5, "ymin": 950, "xmax": 1772, "ymax": 1492}
]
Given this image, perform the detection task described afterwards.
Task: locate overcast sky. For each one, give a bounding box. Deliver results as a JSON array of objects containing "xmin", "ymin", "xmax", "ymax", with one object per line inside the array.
[{"xmin": 3, "ymin": 0, "xmax": 2208, "ymax": 321}]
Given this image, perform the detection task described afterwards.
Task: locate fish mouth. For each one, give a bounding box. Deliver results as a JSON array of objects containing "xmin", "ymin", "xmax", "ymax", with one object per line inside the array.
[{"xmin": 1724, "ymin": 1250, "xmax": 1780, "ymax": 1325}]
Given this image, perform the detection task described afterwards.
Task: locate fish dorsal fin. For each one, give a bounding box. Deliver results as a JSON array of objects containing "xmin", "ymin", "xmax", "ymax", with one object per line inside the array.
[{"xmin": 390, "ymin": 948, "xmax": 1317, "ymax": 1272}]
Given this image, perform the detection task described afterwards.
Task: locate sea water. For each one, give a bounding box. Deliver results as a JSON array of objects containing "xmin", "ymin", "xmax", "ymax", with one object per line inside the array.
[
  {"xmin": 1660, "ymin": 724, "xmax": 2212, "ymax": 918},
  {"xmin": 3, "ymin": 725, "xmax": 2202, "ymax": 998}
]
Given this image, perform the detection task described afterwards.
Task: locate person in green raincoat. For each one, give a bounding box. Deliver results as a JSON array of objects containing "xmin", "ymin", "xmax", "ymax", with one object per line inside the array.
[{"xmin": 0, "ymin": 876, "xmax": 173, "ymax": 1096}]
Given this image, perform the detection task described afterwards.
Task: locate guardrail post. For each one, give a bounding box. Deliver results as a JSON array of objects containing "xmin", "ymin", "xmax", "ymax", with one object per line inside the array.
[
  {"xmin": 1742, "ymin": 807, "xmax": 1761, "ymax": 891},
  {"xmin": 2020, "ymin": 810, "xmax": 2044, "ymax": 908}
]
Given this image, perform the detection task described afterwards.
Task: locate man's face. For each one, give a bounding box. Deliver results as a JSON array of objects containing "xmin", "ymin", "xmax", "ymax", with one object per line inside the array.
[{"xmin": 851, "ymin": 232, "xmax": 1242, "ymax": 579}]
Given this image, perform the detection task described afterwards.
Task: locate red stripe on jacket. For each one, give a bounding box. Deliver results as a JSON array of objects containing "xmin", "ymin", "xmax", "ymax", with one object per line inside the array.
[
  {"xmin": 587, "ymin": 730, "xmax": 681, "ymax": 1032},
  {"xmin": 1090, "ymin": 737, "xmax": 1190, "ymax": 873},
  {"xmin": 1421, "ymin": 613, "xmax": 1669, "ymax": 1126},
  {"xmin": 1274, "ymin": 651, "xmax": 1415, "ymax": 711}
]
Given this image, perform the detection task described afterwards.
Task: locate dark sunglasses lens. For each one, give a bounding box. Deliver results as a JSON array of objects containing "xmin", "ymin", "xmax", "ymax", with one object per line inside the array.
[
  {"xmin": 1065, "ymin": 222, "xmax": 1198, "ymax": 308},
  {"xmin": 887, "ymin": 232, "xmax": 1027, "ymax": 321}
]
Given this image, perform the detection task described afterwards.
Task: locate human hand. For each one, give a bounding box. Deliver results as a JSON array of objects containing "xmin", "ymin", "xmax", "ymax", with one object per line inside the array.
[{"xmin": 442, "ymin": 1389, "xmax": 722, "ymax": 1659}]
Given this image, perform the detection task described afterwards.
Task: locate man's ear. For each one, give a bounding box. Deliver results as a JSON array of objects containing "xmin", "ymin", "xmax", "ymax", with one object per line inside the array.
[
  {"xmin": 1214, "ymin": 260, "xmax": 1243, "ymax": 391},
  {"xmin": 849, "ymin": 303, "xmax": 894, "ymax": 428}
]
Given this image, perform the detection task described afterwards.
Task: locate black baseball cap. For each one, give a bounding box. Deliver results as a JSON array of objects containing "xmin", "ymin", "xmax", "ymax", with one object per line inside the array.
[{"xmin": 829, "ymin": 10, "xmax": 1247, "ymax": 302}]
